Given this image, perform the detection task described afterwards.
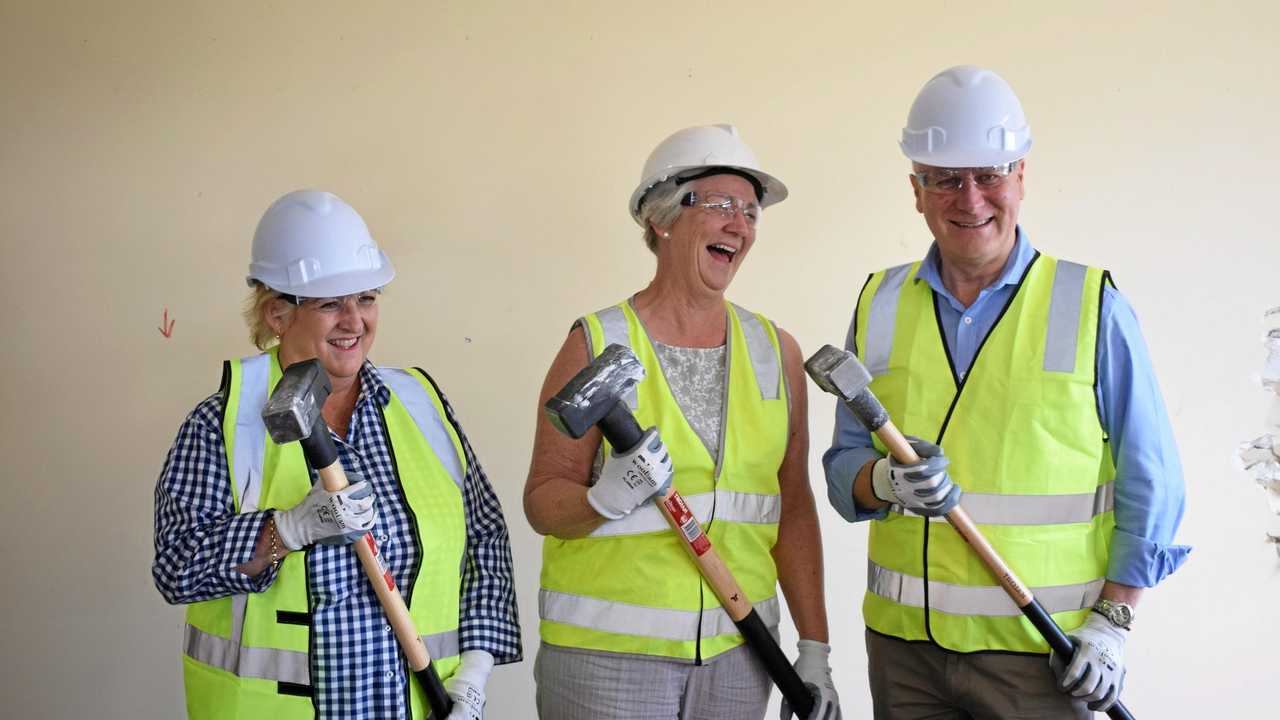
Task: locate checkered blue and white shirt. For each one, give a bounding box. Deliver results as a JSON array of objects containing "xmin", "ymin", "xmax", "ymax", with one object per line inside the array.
[{"xmin": 153, "ymin": 361, "xmax": 522, "ymax": 719}]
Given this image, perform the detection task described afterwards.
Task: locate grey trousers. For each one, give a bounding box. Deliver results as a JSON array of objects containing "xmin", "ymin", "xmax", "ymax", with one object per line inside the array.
[
  {"xmin": 866, "ymin": 630, "xmax": 1092, "ymax": 719},
  {"xmin": 534, "ymin": 642, "xmax": 772, "ymax": 720}
]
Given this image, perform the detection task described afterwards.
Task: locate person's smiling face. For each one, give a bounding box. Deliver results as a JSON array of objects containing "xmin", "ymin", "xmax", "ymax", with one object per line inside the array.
[
  {"xmin": 656, "ymin": 174, "xmax": 760, "ymax": 296},
  {"xmin": 911, "ymin": 161, "xmax": 1026, "ymax": 270},
  {"xmin": 274, "ymin": 291, "xmax": 380, "ymax": 384}
]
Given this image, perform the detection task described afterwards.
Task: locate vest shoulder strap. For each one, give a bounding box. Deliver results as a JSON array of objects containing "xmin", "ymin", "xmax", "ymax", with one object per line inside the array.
[
  {"xmin": 225, "ymin": 353, "xmax": 273, "ymax": 513},
  {"xmin": 862, "ymin": 262, "xmax": 917, "ymax": 377},
  {"xmin": 378, "ymin": 367, "xmax": 466, "ymax": 490},
  {"xmin": 729, "ymin": 302, "xmax": 782, "ymax": 401}
]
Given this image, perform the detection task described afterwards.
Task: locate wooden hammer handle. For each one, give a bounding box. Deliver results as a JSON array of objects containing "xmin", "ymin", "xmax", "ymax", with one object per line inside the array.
[
  {"xmin": 651, "ymin": 485, "xmax": 814, "ymax": 717},
  {"xmin": 652, "ymin": 486, "xmax": 753, "ymax": 620},
  {"xmin": 316, "ymin": 463, "xmax": 454, "ymax": 716},
  {"xmin": 872, "ymin": 419, "xmax": 1136, "ymax": 720},
  {"xmin": 875, "ymin": 418, "xmax": 1032, "ymax": 605}
]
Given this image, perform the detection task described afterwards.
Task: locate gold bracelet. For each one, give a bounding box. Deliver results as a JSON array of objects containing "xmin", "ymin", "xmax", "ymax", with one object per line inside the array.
[{"xmin": 268, "ymin": 518, "xmax": 282, "ymax": 572}]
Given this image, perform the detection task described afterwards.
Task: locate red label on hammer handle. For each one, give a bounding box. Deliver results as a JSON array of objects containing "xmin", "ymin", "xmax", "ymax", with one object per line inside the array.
[
  {"xmin": 364, "ymin": 533, "xmax": 397, "ymax": 590},
  {"xmin": 663, "ymin": 493, "xmax": 712, "ymax": 557}
]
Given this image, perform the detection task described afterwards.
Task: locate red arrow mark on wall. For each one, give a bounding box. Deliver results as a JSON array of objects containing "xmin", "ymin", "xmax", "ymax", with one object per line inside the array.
[{"xmin": 158, "ymin": 308, "xmax": 175, "ymax": 338}]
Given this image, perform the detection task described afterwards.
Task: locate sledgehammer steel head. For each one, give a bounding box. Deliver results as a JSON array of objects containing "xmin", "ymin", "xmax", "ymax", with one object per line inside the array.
[
  {"xmin": 545, "ymin": 343, "xmax": 645, "ymax": 439},
  {"xmin": 804, "ymin": 344, "xmax": 889, "ymax": 431},
  {"xmin": 263, "ymin": 359, "xmax": 331, "ymax": 443}
]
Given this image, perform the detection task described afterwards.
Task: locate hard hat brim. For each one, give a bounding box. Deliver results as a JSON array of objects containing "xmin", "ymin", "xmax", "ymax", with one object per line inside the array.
[{"xmin": 247, "ymin": 261, "xmax": 395, "ymax": 299}]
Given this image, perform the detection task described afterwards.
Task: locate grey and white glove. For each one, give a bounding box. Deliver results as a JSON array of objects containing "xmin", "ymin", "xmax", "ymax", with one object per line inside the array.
[
  {"xmin": 587, "ymin": 427, "xmax": 674, "ymax": 520},
  {"xmin": 274, "ymin": 474, "xmax": 376, "ymax": 550},
  {"xmin": 871, "ymin": 437, "xmax": 961, "ymax": 517},
  {"xmin": 781, "ymin": 639, "xmax": 841, "ymax": 720},
  {"xmin": 1049, "ymin": 613, "xmax": 1127, "ymax": 711},
  {"xmin": 445, "ymin": 650, "xmax": 494, "ymax": 719}
]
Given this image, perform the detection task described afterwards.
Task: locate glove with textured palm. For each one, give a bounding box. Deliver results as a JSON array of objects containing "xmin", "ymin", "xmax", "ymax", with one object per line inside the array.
[
  {"xmin": 445, "ymin": 650, "xmax": 494, "ymax": 719},
  {"xmin": 273, "ymin": 474, "xmax": 376, "ymax": 550},
  {"xmin": 587, "ymin": 427, "xmax": 674, "ymax": 520},
  {"xmin": 780, "ymin": 639, "xmax": 842, "ymax": 720},
  {"xmin": 1049, "ymin": 612, "xmax": 1127, "ymax": 711},
  {"xmin": 870, "ymin": 437, "xmax": 961, "ymax": 516}
]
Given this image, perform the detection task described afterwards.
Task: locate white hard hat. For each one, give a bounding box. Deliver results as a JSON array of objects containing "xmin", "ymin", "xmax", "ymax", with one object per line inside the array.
[
  {"xmin": 247, "ymin": 190, "xmax": 395, "ymax": 298},
  {"xmin": 629, "ymin": 124, "xmax": 787, "ymax": 226},
  {"xmin": 900, "ymin": 66, "xmax": 1032, "ymax": 168}
]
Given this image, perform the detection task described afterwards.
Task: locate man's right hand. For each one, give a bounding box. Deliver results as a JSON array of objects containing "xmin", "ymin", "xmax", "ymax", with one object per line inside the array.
[
  {"xmin": 586, "ymin": 427, "xmax": 674, "ymax": 520},
  {"xmin": 274, "ymin": 474, "xmax": 377, "ymax": 550},
  {"xmin": 871, "ymin": 437, "xmax": 961, "ymax": 516}
]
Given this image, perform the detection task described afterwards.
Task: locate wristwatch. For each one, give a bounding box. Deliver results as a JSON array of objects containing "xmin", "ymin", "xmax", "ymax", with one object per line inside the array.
[{"xmin": 1092, "ymin": 598, "xmax": 1135, "ymax": 630}]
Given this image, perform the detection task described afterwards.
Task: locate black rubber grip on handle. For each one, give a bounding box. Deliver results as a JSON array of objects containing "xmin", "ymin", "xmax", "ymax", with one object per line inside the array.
[
  {"xmin": 1022, "ymin": 600, "xmax": 1135, "ymax": 720},
  {"xmin": 737, "ymin": 609, "xmax": 813, "ymax": 718},
  {"xmin": 416, "ymin": 665, "xmax": 454, "ymax": 718},
  {"xmin": 598, "ymin": 401, "xmax": 646, "ymax": 453}
]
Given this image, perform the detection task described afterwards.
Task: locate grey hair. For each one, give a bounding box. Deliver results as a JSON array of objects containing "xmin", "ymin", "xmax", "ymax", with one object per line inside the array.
[
  {"xmin": 637, "ymin": 178, "xmax": 687, "ymax": 254},
  {"xmin": 242, "ymin": 282, "xmax": 294, "ymax": 350}
]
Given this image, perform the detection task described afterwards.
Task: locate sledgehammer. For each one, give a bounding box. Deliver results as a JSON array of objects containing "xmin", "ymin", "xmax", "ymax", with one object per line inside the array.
[
  {"xmin": 545, "ymin": 343, "xmax": 815, "ymax": 718},
  {"xmin": 804, "ymin": 344, "xmax": 1135, "ymax": 720},
  {"xmin": 263, "ymin": 359, "xmax": 454, "ymax": 718}
]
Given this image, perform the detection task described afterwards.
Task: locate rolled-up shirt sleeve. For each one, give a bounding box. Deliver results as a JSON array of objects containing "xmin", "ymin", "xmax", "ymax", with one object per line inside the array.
[
  {"xmin": 437, "ymin": 391, "xmax": 523, "ymax": 665},
  {"xmin": 152, "ymin": 394, "xmax": 279, "ymax": 605},
  {"xmin": 1097, "ymin": 287, "xmax": 1191, "ymax": 587}
]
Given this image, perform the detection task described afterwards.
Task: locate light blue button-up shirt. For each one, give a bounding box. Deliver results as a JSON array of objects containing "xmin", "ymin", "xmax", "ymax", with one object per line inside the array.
[{"xmin": 822, "ymin": 229, "xmax": 1190, "ymax": 587}]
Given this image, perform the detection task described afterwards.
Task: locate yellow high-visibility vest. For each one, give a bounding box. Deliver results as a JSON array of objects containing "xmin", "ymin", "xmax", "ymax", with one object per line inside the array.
[
  {"xmin": 539, "ymin": 300, "xmax": 790, "ymax": 661},
  {"xmin": 182, "ymin": 348, "xmax": 466, "ymax": 718},
  {"xmin": 856, "ymin": 254, "xmax": 1115, "ymax": 653}
]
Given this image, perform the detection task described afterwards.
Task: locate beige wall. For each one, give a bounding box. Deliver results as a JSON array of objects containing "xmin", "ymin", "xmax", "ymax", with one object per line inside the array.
[{"xmin": 2, "ymin": 1, "xmax": 1276, "ymax": 717}]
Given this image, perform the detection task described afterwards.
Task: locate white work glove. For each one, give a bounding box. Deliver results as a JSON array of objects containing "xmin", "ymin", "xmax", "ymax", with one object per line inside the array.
[
  {"xmin": 781, "ymin": 639, "xmax": 841, "ymax": 720},
  {"xmin": 1049, "ymin": 613, "xmax": 1127, "ymax": 711},
  {"xmin": 871, "ymin": 437, "xmax": 961, "ymax": 517},
  {"xmin": 273, "ymin": 474, "xmax": 377, "ymax": 551},
  {"xmin": 445, "ymin": 650, "xmax": 494, "ymax": 719},
  {"xmin": 586, "ymin": 427, "xmax": 674, "ymax": 520}
]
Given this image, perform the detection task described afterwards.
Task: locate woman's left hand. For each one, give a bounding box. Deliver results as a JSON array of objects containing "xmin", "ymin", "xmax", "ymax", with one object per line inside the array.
[{"xmin": 445, "ymin": 650, "xmax": 495, "ymax": 719}]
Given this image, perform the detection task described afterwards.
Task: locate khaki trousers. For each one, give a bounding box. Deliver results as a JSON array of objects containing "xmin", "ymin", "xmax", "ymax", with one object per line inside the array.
[{"xmin": 867, "ymin": 629, "xmax": 1092, "ymax": 719}]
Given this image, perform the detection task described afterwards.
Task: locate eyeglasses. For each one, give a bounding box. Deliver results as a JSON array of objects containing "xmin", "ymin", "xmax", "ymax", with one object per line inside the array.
[
  {"xmin": 281, "ymin": 290, "xmax": 381, "ymax": 313},
  {"xmin": 681, "ymin": 191, "xmax": 761, "ymax": 227},
  {"xmin": 912, "ymin": 162, "xmax": 1019, "ymax": 195}
]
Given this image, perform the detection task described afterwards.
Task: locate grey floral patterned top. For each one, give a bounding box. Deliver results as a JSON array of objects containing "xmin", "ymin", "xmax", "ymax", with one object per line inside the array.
[
  {"xmin": 591, "ymin": 340, "xmax": 727, "ymax": 480},
  {"xmin": 651, "ymin": 340, "xmax": 726, "ymax": 461}
]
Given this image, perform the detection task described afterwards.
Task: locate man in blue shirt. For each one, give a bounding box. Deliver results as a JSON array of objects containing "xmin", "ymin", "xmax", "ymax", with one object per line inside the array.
[{"xmin": 823, "ymin": 66, "xmax": 1189, "ymax": 718}]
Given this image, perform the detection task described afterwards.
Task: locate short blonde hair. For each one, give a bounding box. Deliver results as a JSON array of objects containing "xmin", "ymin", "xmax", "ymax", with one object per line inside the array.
[{"xmin": 242, "ymin": 282, "xmax": 294, "ymax": 350}]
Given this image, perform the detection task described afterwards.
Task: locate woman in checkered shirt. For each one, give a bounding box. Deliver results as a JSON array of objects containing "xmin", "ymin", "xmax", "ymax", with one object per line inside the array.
[{"xmin": 153, "ymin": 190, "xmax": 521, "ymax": 720}]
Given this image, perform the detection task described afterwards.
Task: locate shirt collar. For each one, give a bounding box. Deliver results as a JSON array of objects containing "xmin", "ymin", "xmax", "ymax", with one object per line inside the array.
[
  {"xmin": 356, "ymin": 360, "xmax": 391, "ymax": 408},
  {"xmin": 915, "ymin": 227, "xmax": 1035, "ymax": 303}
]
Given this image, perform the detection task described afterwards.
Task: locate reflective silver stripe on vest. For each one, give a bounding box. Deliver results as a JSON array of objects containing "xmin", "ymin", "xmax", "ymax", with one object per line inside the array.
[
  {"xmin": 422, "ymin": 629, "xmax": 460, "ymax": 661},
  {"xmin": 732, "ymin": 304, "xmax": 780, "ymax": 400},
  {"xmin": 588, "ymin": 489, "xmax": 780, "ymax": 538},
  {"xmin": 184, "ymin": 623, "xmax": 311, "ymax": 685},
  {"xmin": 233, "ymin": 353, "xmax": 271, "ymax": 512},
  {"xmin": 539, "ymin": 590, "xmax": 780, "ymax": 642},
  {"xmin": 889, "ymin": 481, "xmax": 1114, "ymax": 526},
  {"xmin": 379, "ymin": 368, "xmax": 465, "ymax": 490},
  {"xmin": 867, "ymin": 560, "xmax": 1103, "ymax": 616},
  {"xmin": 1044, "ymin": 261, "xmax": 1088, "ymax": 373},
  {"xmin": 594, "ymin": 306, "xmax": 638, "ymax": 410},
  {"xmin": 865, "ymin": 263, "xmax": 913, "ymax": 376}
]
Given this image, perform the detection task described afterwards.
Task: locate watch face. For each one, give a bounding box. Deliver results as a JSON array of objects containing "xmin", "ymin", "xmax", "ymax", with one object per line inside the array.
[{"xmin": 1114, "ymin": 604, "xmax": 1133, "ymax": 625}]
